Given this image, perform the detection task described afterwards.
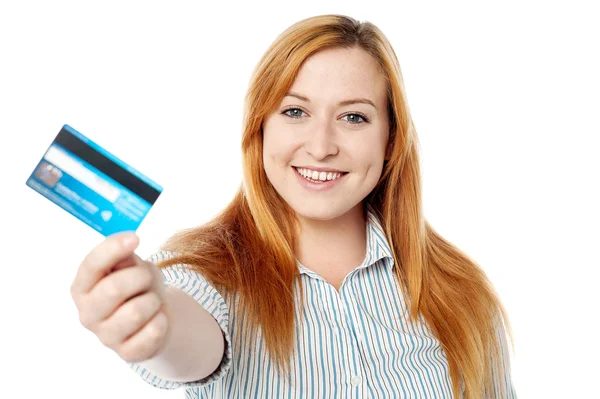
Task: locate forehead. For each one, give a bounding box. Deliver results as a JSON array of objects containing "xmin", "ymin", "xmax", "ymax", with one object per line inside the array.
[{"xmin": 287, "ymin": 47, "xmax": 387, "ymax": 104}]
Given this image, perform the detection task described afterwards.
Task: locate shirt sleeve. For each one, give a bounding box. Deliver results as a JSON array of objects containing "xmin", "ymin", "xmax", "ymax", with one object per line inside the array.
[
  {"xmin": 490, "ymin": 316, "xmax": 518, "ymax": 398},
  {"xmin": 127, "ymin": 250, "xmax": 233, "ymax": 390}
]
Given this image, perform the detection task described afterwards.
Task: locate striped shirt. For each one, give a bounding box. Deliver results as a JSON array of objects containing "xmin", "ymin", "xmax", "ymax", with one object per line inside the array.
[{"xmin": 129, "ymin": 210, "xmax": 517, "ymax": 398}]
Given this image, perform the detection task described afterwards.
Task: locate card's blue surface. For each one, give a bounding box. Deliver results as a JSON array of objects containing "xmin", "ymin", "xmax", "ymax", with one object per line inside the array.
[{"xmin": 26, "ymin": 124, "xmax": 163, "ymax": 236}]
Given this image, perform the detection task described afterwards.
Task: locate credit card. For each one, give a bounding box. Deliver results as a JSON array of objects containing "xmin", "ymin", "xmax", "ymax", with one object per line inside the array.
[{"xmin": 25, "ymin": 124, "xmax": 163, "ymax": 236}]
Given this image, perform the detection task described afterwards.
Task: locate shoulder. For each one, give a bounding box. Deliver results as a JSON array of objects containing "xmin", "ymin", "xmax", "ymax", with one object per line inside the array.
[
  {"xmin": 145, "ymin": 250, "xmax": 219, "ymax": 293},
  {"xmin": 146, "ymin": 249, "xmax": 178, "ymax": 265}
]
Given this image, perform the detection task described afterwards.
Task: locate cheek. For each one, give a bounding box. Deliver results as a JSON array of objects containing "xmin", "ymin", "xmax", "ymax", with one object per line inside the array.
[
  {"xmin": 350, "ymin": 148, "xmax": 387, "ymax": 180},
  {"xmin": 263, "ymin": 136, "xmax": 291, "ymax": 177},
  {"xmin": 262, "ymin": 121, "xmax": 280, "ymax": 163},
  {"xmin": 348, "ymin": 140, "xmax": 385, "ymax": 167},
  {"xmin": 263, "ymin": 141, "xmax": 290, "ymax": 168},
  {"xmin": 264, "ymin": 129, "xmax": 298, "ymax": 165}
]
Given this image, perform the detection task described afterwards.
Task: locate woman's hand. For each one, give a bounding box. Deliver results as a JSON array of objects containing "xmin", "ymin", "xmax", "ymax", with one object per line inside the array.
[{"xmin": 70, "ymin": 232, "xmax": 170, "ymax": 363}]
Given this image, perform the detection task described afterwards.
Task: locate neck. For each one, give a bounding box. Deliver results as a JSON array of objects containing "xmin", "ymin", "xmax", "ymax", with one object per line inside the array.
[{"xmin": 295, "ymin": 203, "xmax": 367, "ymax": 272}]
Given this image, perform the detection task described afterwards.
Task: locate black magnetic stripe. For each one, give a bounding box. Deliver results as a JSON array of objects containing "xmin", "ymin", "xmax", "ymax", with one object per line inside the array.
[{"xmin": 53, "ymin": 128, "xmax": 161, "ymax": 204}]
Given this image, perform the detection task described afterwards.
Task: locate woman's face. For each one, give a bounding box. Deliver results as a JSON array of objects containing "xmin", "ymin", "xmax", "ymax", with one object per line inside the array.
[{"xmin": 262, "ymin": 46, "xmax": 391, "ymax": 222}]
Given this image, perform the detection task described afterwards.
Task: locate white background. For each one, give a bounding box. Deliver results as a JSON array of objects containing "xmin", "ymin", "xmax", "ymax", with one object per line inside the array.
[{"xmin": 1, "ymin": 1, "xmax": 598, "ymax": 398}]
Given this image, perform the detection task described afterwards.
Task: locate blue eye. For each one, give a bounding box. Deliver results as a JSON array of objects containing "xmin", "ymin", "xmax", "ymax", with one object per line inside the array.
[
  {"xmin": 282, "ymin": 107, "xmax": 306, "ymax": 119},
  {"xmin": 281, "ymin": 107, "xmax": 370, "ymax": 125},
  {"xmin": 342, "ymin": 113, "xmax": 369, "ymax": 124}
]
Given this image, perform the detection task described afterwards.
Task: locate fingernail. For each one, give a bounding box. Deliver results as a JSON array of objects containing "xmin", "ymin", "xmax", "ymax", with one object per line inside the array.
[{"xmin": 122, "ymin": 233, "xmax": 139, "ymax": 248}]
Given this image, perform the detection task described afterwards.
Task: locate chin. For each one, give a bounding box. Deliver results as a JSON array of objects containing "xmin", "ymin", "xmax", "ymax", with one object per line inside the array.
[{"xmin": 288, "ymin": 200, "xmax": 356, "ymax": 222}]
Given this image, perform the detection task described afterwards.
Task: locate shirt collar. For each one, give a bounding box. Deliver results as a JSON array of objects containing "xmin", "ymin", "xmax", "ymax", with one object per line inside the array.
[{"xmin": 296, "ymin": 206, "xmax": 395, "ymax": 275}]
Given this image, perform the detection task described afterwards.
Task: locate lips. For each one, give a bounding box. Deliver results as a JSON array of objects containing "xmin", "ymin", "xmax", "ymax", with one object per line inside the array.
[
  {"xmin": 293, "ymin": 167, "xmax": 348, "ymax": 182},
  {"xmin": 292, "ymin": 166, "xmax": 348, "ymax": 191},
  {"xmin": 292, "ymin": 165, "xmax": 347, "ymax": 174}
]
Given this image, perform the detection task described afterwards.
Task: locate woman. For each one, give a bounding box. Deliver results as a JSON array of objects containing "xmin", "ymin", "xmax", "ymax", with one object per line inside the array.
[{"xmin": 70, "ymin": 14, "xmax": 517, "ymax": 398}]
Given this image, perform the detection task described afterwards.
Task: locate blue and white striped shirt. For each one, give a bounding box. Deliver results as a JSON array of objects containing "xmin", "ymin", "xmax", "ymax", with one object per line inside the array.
[{"xmin": 130, "ymin": 210, "xmax": 516, "ymax": 398}]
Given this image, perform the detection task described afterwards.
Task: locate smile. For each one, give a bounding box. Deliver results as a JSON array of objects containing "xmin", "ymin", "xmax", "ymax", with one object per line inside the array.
[
  {"xmin": 294, "ymin": 167, "xmax": 346, "ymax": 183},
  {"xmin": 292, "ymin": 166, "xmax": 348, "ymax": 191}
]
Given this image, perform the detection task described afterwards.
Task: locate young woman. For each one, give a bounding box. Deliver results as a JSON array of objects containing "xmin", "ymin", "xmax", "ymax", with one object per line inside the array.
[{"xmin": 70, "ymin": 14, "xmax": 517, "ymax": 398}]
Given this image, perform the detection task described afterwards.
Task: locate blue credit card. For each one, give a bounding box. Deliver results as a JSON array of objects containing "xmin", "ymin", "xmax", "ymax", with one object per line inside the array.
[{"xmin": 25, "ymin": 124, "xmax": 163, "ymax": 236}]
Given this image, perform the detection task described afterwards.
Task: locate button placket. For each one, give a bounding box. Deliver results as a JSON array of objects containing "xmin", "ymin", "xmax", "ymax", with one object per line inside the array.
[
  {"xmin": 350, "ymin": 375, "xmax": 362, "ymax": 386},
  {"xmin": 356, "ymin": 330, "xmax": 364, "ymax": 342},
  {"xmin": 339, "ymin": 279, "xmax": 369, "ymax": 396},
  {"xmin": 340, "ymin": 276, "xmax": 365, "ymax": 344}
]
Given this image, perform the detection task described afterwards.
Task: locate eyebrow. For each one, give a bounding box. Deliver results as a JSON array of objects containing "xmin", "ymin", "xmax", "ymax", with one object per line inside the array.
[{"xmin": 284, "ymin": 91, "xmax": 377, "ymax": 109}]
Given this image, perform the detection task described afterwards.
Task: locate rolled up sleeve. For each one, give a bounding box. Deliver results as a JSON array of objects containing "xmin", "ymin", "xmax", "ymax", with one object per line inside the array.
[{"xmin": 128, "ymin": 250, "xmax": 232, "ymax": 390}]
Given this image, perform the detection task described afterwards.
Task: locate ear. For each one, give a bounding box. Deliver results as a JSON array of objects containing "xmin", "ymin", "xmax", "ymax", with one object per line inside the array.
[{"xmin": 384, "ymin": 141, "xmax": 393, "ymax": 161}]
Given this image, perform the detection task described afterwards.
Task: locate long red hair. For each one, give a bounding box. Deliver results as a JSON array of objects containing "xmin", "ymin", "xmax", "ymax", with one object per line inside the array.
[{"xmin": 157, "ymin": 14, "xmax": 514, "ymax": 398}]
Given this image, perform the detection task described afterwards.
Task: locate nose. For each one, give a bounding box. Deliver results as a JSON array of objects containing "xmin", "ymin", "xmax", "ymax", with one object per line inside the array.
[{"xmin": 303, "ymin": 120, "xmax": 339, "ymax": 160}]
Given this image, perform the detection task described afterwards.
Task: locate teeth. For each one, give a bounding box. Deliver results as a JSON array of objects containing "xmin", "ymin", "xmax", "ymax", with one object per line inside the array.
[{"xmin": 296, "ymin": 167, "xmax": 344, "ymax": 182}]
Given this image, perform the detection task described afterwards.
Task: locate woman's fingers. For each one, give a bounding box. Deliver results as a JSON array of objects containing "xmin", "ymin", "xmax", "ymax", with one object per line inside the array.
[
  {"xmin": 116, "ymin": 311, "xmax": 170, "ymax": 363},
  {"xmin": 70, "ymin": 232, "xmax": 139, "ymax": 300},
  {"xmin": 80, "ymin": 261, "xmax": 155, "ymax": 327},
  {"xmin": 96, "ymin": 290, "xmax": 163, "ymax": 349}
]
